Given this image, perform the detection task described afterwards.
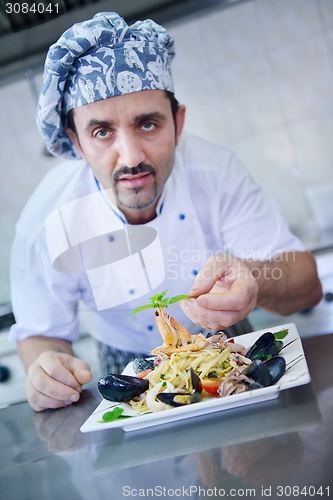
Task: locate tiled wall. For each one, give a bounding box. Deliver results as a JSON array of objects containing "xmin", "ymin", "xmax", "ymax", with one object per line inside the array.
[
  {"xmin": 168, "ymin": 0, "xmax": 333, "ymax": 235},
  {"xmin": 1, "ymin": 0, "xmax": 333, "ymax": 305}
]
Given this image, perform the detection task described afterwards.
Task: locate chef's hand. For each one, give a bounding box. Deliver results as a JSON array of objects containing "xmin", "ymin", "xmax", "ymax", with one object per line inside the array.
[
  {"xmin": 180, "ymin": 255, "xmax": 258, "ymax": 330},
  {"xmin": 26, "ymin": 351, "xmax": 92, "ymax": 412}
]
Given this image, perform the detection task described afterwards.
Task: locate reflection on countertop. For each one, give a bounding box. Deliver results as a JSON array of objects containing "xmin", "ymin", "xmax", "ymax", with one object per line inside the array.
[{"xmin": 0, "ymin": 334, "xmax": 332, "ymax": 499}]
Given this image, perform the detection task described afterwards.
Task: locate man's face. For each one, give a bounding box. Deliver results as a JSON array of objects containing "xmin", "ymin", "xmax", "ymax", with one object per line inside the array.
[{"xmin": 67, "ymin": 90, "xmax": 185, "ymax": 222}]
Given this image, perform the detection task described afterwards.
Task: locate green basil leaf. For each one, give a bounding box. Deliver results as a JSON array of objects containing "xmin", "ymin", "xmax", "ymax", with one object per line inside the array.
[
  {"xmin": 274, "ymin": 328, "xmax": 289, "ymax": 340},
  {"xmin": 101, "ymin": 407, "xmax": 123, "ymax": 422},
  {"xmin": 168, "ymin": 294, "xmax": 192, "ymax": 304},
  {"xmin": 162, "ymin": 297, "xmax": 172, "ymax": 308},
  {"xmin": 131, "ymin": 290, "xmax": 191, "ymax": 318},
  {"xmin": 130, "ymin": 303, "xmax": 154, "ymax": 317}
]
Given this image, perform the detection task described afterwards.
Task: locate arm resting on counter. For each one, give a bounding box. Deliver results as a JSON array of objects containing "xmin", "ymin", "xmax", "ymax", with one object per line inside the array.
[
  {"xmin": 18, "ymin": 336, "xmax": 75, "ymax": 371},
  {"xmin": 17, "ymin": 336, "xmax": 92, "ymax": 412},
  {"xmin": 245, "ymin": 251, "xmax": 322, "ymax": 316},
  {"xmin": 181, "ymin": 251, "xmax": 322, "ymax": 331}
]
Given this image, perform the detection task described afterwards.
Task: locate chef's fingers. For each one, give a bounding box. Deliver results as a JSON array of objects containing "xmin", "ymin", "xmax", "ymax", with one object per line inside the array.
[
  {"xmin": 180, "ymin": 280, "xmax": 257, "ymax": 330},
  {"xmin": 180, "ymin": 298, "xmax": 251, "ymax": 330},
  {"xmin": 38, "ymin": 351, "xmax": 91, "ymax": 391},
  {"xmin": 193, "ymin": 277, "xmax": 257, "ymax": 313},
  {"xmin": 28, "ymin": 362, "xmax": 81, "ymax": 410},
  {"xmin": 64, "ymin": 355, "xmax": 93, "ymax": 386},
  {"xmin": 26, "ymin": 376, "xmax": 75, "ymax": 412},
  {"xmin": 189, "ymin": 255, "xmax": 235, "ymax": 296}
]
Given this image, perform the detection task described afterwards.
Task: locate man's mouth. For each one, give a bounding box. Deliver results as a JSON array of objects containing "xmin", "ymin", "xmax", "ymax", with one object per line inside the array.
[{"xmin": 117, "ymin": 171, "xmax": 152, "ymax": 188}]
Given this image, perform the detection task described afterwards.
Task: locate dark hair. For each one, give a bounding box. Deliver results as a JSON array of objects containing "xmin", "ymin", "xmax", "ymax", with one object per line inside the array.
[
  {"xmin": 66, "ymin": 90, "xmax": 180, "ymax": 136},
  {"xmin": 164, "ymin": 90, "xmax": 180, "ymax": 131},
  {"xmin": 67, "ymin": 108, "xmax": 77, "ymax": 135}
]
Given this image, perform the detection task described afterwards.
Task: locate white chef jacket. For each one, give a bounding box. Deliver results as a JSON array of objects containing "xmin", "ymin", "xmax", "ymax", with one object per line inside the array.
[{"xmin": 9, "ymin": 132, "xmax": 305, "ymax": 352}]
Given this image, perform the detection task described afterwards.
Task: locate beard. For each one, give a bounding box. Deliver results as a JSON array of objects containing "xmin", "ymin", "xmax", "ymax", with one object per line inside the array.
[{"xmin": 112, "ymin": 163, "xmax": 159, "ymax": 210}]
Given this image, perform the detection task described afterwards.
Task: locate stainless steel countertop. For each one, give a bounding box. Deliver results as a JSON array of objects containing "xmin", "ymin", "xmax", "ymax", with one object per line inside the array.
[{"xmin": 1, "ymin": 334, "xmax": 332, "ymax": 500}]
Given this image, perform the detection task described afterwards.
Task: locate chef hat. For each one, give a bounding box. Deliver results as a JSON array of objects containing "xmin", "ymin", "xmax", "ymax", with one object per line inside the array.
[{"xmin": 36, "ymin": 12, "xmax": 175, "ymax": 159}]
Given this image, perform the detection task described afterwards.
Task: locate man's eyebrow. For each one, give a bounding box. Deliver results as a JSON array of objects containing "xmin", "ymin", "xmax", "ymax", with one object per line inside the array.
[
  {"xmin": 85, "ymin": 119, "xmax": 113, "ymax": 131},
  {"xmin": 134, "ymin": 112, "xmax": 166, "ymax": 123}
]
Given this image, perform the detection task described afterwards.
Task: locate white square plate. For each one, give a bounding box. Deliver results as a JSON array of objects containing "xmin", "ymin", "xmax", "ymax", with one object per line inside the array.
[{"xmin": 80, "ymin": 323, "xmax": 310, "ymax": 433}]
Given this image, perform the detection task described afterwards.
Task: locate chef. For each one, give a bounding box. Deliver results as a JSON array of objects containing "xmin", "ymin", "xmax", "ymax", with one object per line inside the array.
[{"xmin": 9, "ymin": 12, "xmax": 322, "ymax": 411}]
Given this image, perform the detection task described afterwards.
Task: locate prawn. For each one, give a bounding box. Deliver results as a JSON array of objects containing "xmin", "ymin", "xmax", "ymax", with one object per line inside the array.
[
  {"xmin": 152, "ymin": 305, "xmax": 207, "ymax": 356},
  {"xmin": 154, "ymin": 307, "xmax": 191, "ymax": 347}
]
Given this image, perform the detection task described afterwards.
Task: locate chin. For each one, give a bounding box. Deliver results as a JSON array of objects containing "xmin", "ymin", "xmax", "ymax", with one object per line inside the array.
[{"xmin": 118, "ymin": 191, "xmax": 158, "ymax": 210}]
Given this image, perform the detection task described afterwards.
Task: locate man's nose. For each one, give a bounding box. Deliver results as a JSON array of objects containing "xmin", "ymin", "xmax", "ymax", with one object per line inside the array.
[{"xmin": 116, "ymin": 131, "xmax": 146, "ymax": 168}]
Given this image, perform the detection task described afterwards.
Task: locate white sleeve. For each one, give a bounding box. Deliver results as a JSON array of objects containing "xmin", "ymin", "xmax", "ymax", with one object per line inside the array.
[
  {"xmin": 218, "ymin": 154, "xmax": 305, "ymax": 260},
  {"xmin": 8, "ymin": 231, "xmax": 81, "ymax": 343}
]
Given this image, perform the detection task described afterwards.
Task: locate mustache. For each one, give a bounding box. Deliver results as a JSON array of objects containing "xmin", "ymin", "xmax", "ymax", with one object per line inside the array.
[{"xmin": 112, "ymin": 163, "xmax": 156, "ymax": 183}]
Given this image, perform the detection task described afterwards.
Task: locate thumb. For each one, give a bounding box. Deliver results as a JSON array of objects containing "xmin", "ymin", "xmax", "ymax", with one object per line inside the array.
[
  {"xmin": 70, "ymin": 357, "xmax": 93, "ymax": 386},
  {"xmin": 189, "ymin": 258, "xmax": 225, "ymax": 296},
  {"xmin": 190, "ymin": 255, "xmax": 236, "ymax": 296}
]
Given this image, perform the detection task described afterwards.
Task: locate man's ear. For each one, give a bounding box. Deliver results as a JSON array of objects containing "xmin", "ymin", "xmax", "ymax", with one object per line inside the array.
[
  {"xmin": 66, "ymin": 127, "xmax": 86, "ymax": 160},
  {"xmin": 175, "ymin": 104, "xmax": 186, "ymax": 146}
]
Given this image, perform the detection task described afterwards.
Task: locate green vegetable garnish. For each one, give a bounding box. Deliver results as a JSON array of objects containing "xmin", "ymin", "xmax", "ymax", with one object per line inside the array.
[
  {"xmin": 98, "ymin": 407, "xmax": 133, "ymax": 423},
  {"xmin": 274, "ymin": 328, "xmax": 289, "ymax": 340},
  {"xmin": 130, "ymin": 290, "xmax": 191, "ymax": 317}
]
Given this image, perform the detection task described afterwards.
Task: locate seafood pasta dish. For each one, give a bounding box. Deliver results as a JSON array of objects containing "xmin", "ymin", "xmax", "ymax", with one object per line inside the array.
[{"xmin": 98, "ymin": 292, "xmax": 287, "ymax": 413}]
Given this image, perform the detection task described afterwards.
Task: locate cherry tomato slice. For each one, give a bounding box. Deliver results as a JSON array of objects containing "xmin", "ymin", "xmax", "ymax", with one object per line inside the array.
[
  {"xmin": 202, "ymin": 378, "xmax": 223, "ymax": 396},
  {"xmin": 135, "ymin": 369, "xmax": 152, "ymax": 379}
]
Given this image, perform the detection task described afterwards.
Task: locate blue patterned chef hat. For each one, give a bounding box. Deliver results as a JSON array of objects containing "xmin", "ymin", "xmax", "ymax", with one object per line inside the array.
[{"xmin": 36, "ymin": 12, "xmax": 175, "ymax": 159}]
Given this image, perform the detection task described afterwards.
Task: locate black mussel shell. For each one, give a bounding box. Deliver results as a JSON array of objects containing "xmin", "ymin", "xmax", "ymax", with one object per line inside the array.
[
  {"xmin": 156, "ymin": 392, "xmax": 195, "ymax": 407},
  {"xmin": 244, "ymin": 359, "xmax": 272, "ymax": 387},
  {"xmin": 98, "ymin": 374, "xmax": 149, "ymax": 402},
  {"xmin": 246, "ymin": 332, "xmax": 275, "ymax": 360},
  {"xmin": 265, "ymin": 340, "xmax": 283, "ymax": 359},
  {"xmin": 132, "ymin": 357, "xmax": 155, "ymax": 374},
  {"xmin": 265, "ymin": 356, "xmax": 286, "ymax": 385},
  {"xmin": 244, "ymin": 356, "xmax": 286, "ymax": 388},
  {"xmin": 191, "ymin": 368, "xmax": 202, "ymax": 402},
  {"xmin": 156, "ymin": 369, "xmax": 202, "ymax": 407}
]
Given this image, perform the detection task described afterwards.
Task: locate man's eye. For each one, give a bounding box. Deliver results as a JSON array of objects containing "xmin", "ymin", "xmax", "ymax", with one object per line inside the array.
[
  {"xmin": 96, "ymin": 129, "xmax": 109, "ymax": 138},
  {"xmin": 142, "ymin": 122, "xmax": 155, "ymax": 131}
]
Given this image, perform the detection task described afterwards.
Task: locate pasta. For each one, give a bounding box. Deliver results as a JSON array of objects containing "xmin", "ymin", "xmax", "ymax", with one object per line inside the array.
[
  {"xmin": 128, "ymin": 294, "xmax": 252, "ymax": 413},
  {"xmin": 131, "ymin": 346, "xmax": 235, "ymax": 413}
]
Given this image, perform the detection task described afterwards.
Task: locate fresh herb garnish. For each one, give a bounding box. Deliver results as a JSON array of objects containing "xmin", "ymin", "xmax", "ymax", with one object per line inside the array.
[
  {"xmin": 274, "ymin": 328, "xmax": 289, "ymax": 340},
  {"xmin": 207, "ymin": 371, "xmax": 217, "ymax": 378},
  {"xmin": 98, "ymin": 407, "xmax": 133, "ymax": 423},
  {"xmin": 130, "ymin": 290, "xmax": 191, "ymax": 317}
]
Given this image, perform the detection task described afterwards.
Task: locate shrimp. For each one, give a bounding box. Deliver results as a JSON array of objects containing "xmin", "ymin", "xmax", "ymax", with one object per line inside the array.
[
  {"xmin": 152, "ymin": 306, "xmax": 208, "ymax": 356},
  {"xmin": 154, "ymin": 307, "xmax": 191, "ymax": 347}
]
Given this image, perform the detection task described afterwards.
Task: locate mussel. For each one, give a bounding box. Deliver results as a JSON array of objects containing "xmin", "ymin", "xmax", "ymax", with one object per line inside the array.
[
  {"xmin": 244, "ymin": 356, "xmax": 286, "ymax": 388},
  {"xmin": 265, "ymin": 356, "xmax": 286, "ymax": 385},
  {"xmin": 246, "ymin": 332, "xmax": 283, "ymax": 361},
  {"xmin": 156, "ymin": 368, "xmax": 202, "ymax": 407},
  {"xmin": 98, "ymin": 373, "xmax": 149, "ymax": 402},
  {"xmin": 132, "ymin": 356, "xmax": 155, "ymax": 374}
]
